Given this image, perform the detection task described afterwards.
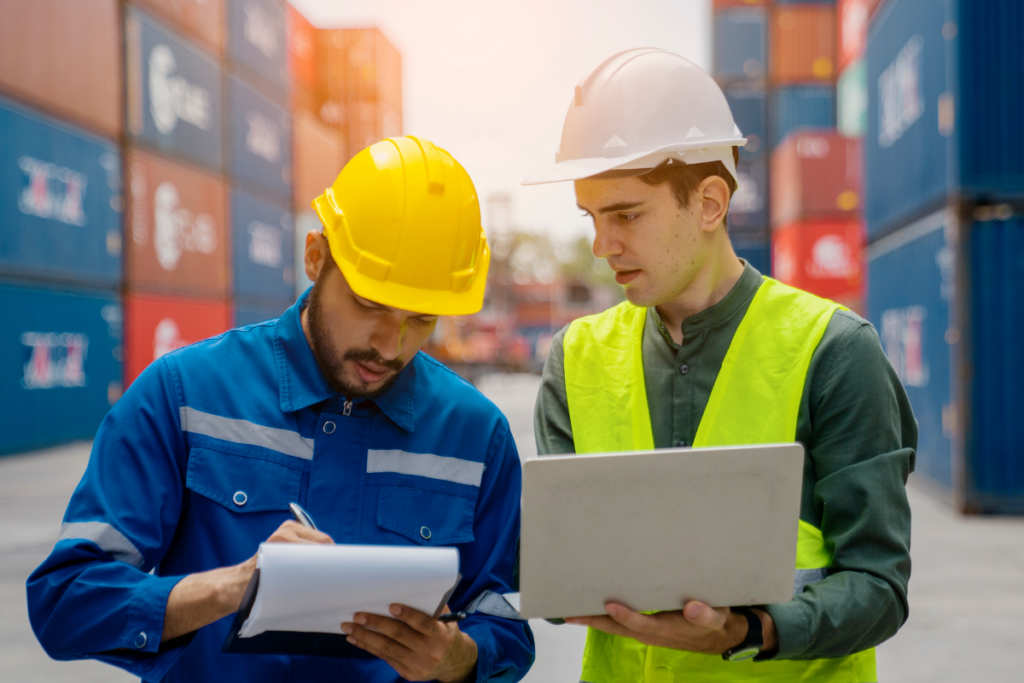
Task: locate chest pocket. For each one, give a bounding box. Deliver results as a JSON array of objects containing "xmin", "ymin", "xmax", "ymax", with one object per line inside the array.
[
  {"xmin": 186, "ymin": 447, "xmax": 302, "ymax": 512},
  {"xmin": 377, "ymin": 486, "xmax": 475, "ymax": 546}
]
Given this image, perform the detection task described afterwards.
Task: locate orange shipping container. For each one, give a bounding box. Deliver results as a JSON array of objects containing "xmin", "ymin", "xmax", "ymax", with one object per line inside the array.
[
  {"xmin": 286, "ymin": 3, "xmax": 317, "ymax": 91},
  {"xmin": 771, "ymin": 6, "xmax": 836, "ymax": 85},
  {"xmin": 772, "ymin": 219, "xmax": 863, "ymax": 301},
  {"xmin": 125, "ymin": 147, "xmax": 231, "ymax": 296},
  {"xmin": 130, "ymin": 0, "xmax": 225, "ymax": 55},
  {"xmin": 124, "ymin": 292, "xmax": 232, "ymax": 386},
  {"xmin": 293, "ymin": 110, "xmax": 342, "ymax": 210},
  {"xmin": 713, "ymin": 0, "xmax": 766, "ymax": 7},
  {"xmin": 771, "ymin": 130, "xmax": 861, "ymax": 226},
  {"xmin": 0, "ymin": 0, "xmax": 122, "ymax": 138}
]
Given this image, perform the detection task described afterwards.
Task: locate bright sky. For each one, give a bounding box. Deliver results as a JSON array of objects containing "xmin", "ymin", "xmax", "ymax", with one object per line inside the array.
[{"xmin": 290, "ymin": 0, "xmax": 712, "ymax": 242}]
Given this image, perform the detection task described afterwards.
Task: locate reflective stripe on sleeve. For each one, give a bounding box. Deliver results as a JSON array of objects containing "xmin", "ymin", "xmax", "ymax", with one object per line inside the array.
[
  {"xmin": 58, "ymin": 521, "xmax": 145, "ymax": 569},
  {"xmin": 794, "ymin": 567, "xmax": 828, "ymax": 595},
  {"xmin": 179, "ymin": 407, "xmax": 314, "ymax": 460},
  {"xmin": 366, "ymin": 449, "xmax": 485, "ymax": 487}
]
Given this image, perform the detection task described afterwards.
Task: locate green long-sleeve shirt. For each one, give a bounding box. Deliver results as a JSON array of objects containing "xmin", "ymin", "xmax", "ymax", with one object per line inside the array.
[{"xmin": 533, "ymin": 262, "xmax": 917, "ymax": 660}]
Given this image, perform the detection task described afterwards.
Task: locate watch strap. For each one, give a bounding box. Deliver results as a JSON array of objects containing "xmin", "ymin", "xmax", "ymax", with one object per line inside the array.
[{"xmin": 722, "ymin": 607, "xmax": 763, "ymax": 662}]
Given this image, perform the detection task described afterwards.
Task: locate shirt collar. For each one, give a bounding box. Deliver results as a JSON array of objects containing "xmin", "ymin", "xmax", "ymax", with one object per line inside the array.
[
  {"xmin": 649, "ymin": 259, "xmax": 764, "ymax": 347},
  {"xmin": 273, "ymin": 289, "xmax": 417, "ymax": 432}
]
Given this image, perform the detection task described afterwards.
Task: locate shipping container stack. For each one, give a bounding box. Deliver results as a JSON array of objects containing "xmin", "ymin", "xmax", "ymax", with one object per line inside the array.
[
  {"xmin": 0, "ymin": 0, "xmax": 125, "ymax": 454},
  {"xmin": 863, "ymin": 0, "xmax": 1024, "ymax": 513}
]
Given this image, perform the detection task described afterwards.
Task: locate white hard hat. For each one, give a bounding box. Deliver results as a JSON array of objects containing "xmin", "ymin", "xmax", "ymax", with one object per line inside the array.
[{"xmin": 523, "ymin": 48, "xmax": 746, "ymax": 186}]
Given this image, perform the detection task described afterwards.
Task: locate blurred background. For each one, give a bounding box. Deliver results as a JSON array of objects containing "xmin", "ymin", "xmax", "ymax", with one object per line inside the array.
[{"xmin": 0, "ymin": 0, "xmax": 1022, "ymax": 680}]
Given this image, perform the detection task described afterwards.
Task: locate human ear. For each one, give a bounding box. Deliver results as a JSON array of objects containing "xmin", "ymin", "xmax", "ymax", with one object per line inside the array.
[
  {"xmin": 697, "ymin": 176, "xmax": 730, "ymax": 233},
  {"xmin": 304, "ymin": 231, "xmax": 328, "ymax": 282}
]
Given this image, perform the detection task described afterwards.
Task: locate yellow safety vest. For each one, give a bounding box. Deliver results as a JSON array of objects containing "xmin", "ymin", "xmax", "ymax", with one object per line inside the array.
[{"xmin": 562, "ymin": 277, "xmax": 877, "ymax": 683}]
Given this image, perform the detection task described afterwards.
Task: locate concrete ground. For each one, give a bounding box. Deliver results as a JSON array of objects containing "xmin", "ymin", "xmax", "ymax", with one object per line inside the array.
[{"xmin": 1, "ymin": 372, "xmax": 1022, "ymax": 681}]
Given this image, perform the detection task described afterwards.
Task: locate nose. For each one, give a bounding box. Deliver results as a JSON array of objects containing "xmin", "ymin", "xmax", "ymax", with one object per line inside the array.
[
  {"xmin": 372, "ymin": 318, "xmax": 405, "ymax": 362},
  {"xmin": 591, "ymin": 221, "xmax": 621, "ymax": 260}
]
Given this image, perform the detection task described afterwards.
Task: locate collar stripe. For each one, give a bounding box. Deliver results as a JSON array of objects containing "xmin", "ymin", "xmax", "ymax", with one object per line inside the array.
[
  {"xmin": 179, "ymin": 407, "xmax": 314, "ymax": 460},
  {"xmin": 367, "ymin": 449, "xmax": 484, "ymax": 487}
]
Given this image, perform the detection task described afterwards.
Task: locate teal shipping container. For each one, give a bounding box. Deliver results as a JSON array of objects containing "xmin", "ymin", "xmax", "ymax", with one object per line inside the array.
[
  {"xmin": 0, "ymin": 284, "xmax": 123, "ymax": 455},
  {"xmin": 713, "ymin": 9, "xmax": 767, "ymax": 82},
  {"xmin": 773, "ymin": 86, "xmax": 835, "ymax": 150},
  {"xmin": 0, "ymin": 97, "xmax": 122, "ymax": 287}
]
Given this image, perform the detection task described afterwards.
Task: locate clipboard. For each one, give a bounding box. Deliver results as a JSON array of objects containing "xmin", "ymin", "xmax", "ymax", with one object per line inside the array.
[{"xmin": 222, "ymin": 568, "xmax": 462, "ymax": 658}]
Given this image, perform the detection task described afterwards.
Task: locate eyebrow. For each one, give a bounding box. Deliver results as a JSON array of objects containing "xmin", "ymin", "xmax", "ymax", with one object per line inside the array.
[{"xmin": 577, "ymin": 201, "xmax": 645, "ymax": 215}]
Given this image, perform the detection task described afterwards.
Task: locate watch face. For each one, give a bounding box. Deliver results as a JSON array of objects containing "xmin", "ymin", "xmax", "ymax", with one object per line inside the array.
[{"xmin": 727, "ymin": 647, "xmax": 760, "ymax": 663}]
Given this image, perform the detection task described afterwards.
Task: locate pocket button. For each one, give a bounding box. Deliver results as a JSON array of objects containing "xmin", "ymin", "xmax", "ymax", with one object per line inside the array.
[
  {"xmin": 420, "ymin": 526, "xmax": 432, "ymax": 540},
  {"xmin": 233, "ymin": 491, "xmax": 248, "ymax": 506},
  {"xmin": 323, "ymin": 421, "xmax": 336, "ymax": 434}
]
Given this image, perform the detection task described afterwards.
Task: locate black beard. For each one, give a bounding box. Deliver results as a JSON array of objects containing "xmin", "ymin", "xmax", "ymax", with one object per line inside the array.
[{"xmin": 305, "ymin": 275, "xmax": 405, "ymax": 400}]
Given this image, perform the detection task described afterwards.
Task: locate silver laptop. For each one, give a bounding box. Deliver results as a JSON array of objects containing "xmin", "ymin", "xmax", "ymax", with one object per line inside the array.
[{"xmin": 519, "ymin": 443, "xmax": 804, "ymax": 620}]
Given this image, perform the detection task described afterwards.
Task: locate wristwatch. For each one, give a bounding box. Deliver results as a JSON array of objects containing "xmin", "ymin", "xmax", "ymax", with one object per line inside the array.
[{"xmin": 722, "ymin": 607, "xmax": 763, "ymax": 662}]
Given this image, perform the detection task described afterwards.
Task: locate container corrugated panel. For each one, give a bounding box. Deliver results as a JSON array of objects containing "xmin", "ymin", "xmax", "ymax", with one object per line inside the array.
[
  {"xmin": 231, "ymin": 188, "xmax": 295, "ymax": 302},
  {"xmin": 227, "ymin": 0, "xmax": 289, "ymax": 98},
  {"xmin": 713, "ymin": 9, "xmax": 767, "ymax": 81},
  {"xmin": 125, "ymin": 7, "xmax": 224, "ymax": 173},
  {"xmin": 713, "ymin": 0, "xmax": 766, "ymax": 7},
  {"xmin": 124, "ymin": 292, "xmax": 231, "ymax": 386},
  {"xmin": 124, "ymin": 147, "xmax": 230, "ymax": 296},
  {"xmin": 724, "ymin": 85, "xmax": 768, "ymax": 161},
  {"xmin": 838, "ymin": 59, "xmax": 867, "ymax": 137},
  {"xmin": 0, "ymin": 98, "xmax": 123, "ymax": 287},
  {"xmin": 235, "ymin": 300, "xmax": 291, "ymax": 327},
  {"xmin": 0, "ymin": 0, "xmax": 122, "ymax": 139},
  {"xmin": 729, "ymin": 160, "xmax": 769, "ymax": 240},
  {"xmin": 866, "ymin": 210, "xmax": 953, "ymax": 492},
  {"xmin": 773, "ymin": 86, "xmax": 835, "ymax": 150},
  {"xmin": 287, "ymin": 3, "xmax": 317, "ymax": 92},
  {"xmin": 966, "ymin": 217, "xmax": 1024, "ymax": 511},
  {"xmin": 293, "ymin": 110, "xmax": 341, "ymax": 210},
  {"xmin": 227, "ymin": 74, "xmax": 293, "ymax": 203},
  {"xmin": 864, "ymin": 0, "xmax": 948, "ymax": 241},
  {"xmin": 734, "ymin": 241, "xmax": 771, "ymax": 275},
  {"xmin": 130, "ymin": 0, "xmax": 225, "ymax": 55},
  {"xmin": 772, "ymin": 218, "xmax": 863, "ymax": 299},
  {"xmin": 771, "ymin": 130, "xmax": 861, "ymax": 226},
  {"xmin": 838, "ymin": 0, "xmax": 871, "ymax": 72},
  {"xmin": 953, "ymin": 2, "xmax": 1024, "ymax": 200},
  {"xmin": 317, "ymin": 29, "xmax": 402, "ymax": 112},
  {"xmin": 770, "ymin": 5, "xmax": 837, "ymax": 85},
  {"xmin": 0, "ymin": 283, "xmax": 123, "ymax": 455}
]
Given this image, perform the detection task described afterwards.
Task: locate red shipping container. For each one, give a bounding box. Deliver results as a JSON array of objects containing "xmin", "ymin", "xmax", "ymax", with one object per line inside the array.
[
  {"xmin": 287, "ymin": 3, "xmax": 317, "ymax": 91},
  {"xmin": 130, "ymin": 0, "xmax": 225, "ymax": 55},
  {"xmin": 293, "ymin": 110, "xmax": 342, "ymax": 210},
  {"xmin": 837, "ymin": 0, "xmax": 887, "ymax": 72},
  {"xmin": 124, "ymin": 292, "xmax": 232, "ymax": 386},
  {"xmin": 772, "ymin": 219, "xmax": 863, "ymax": 301},
  {"xmin": 0, "ymin": 0, "xmax": 122, "ymax": 138},
  {"xmin": 713, "ymin": 0, "xmax": 766, "ymax": 6},
  {"xmin": 771, "ymin": 131, "xmax": 861, "ymax": 226},
  {"xmin": 770, "ymin": 6, "xmax": 837, "ymax": 85},
  {"xmin": 125, "ymin": 147, "xmax": 231, "ymax": 296}
]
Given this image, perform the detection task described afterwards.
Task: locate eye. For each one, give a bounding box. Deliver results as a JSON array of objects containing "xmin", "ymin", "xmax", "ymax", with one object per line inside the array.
[
  {"xmin": 354, "ymin": 299, "xmax": 379, "ymax": 313},
  {"xmin": 619, "ymin": 213, "xmax": 640, "ymax": 222},
  {"xmin": 413, "ymin": 316, "xmax": 438, "ymax": 327}
]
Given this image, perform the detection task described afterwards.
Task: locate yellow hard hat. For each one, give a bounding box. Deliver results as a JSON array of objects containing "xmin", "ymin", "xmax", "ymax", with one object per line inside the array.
[{"xmin": 312, "ymin": 136, "xmax": 490, "ymax": 316}]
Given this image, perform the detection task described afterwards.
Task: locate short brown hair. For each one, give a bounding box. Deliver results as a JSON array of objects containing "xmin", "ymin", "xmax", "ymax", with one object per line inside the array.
[{"xmin": 636, "ymin": 147, "xmax": 740, "ymax": 230}]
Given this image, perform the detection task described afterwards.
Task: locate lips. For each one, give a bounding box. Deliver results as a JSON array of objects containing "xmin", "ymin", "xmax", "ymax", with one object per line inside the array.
[
  {"xmin": 614, "ymin": 269, "xmax": 641, "ymax": 285},
  {"xmin": 353, "ymin": 360, "xmax": 388, "ymax": 384}
]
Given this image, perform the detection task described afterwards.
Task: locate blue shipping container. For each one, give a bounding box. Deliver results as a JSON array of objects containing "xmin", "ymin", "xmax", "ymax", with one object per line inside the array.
[
  {"xmin": 865, "ymin": 0, "xmax": 1024, "ymax": 241},
  {"xmin": 725, "ymin": 85, "xmax": 768, "ymax": 161},
  {"xmin": 227, "ymin": 0, "xmax": 289, "ymax": 97},
  {"xmin": 713, "ymin": 9, "xmax": 767, "ymax": 82},
  {"xmin": 868, "ymin": 209, "xmax": 1024, "ymax": 513},
  {"xmin": 232, "ymin": 188, "xmax": 295, "ymax": 302},
  {"xmin": 0, "ymin": 284, "xmax": 123, "ymax": 455},
  {"xmin": 729, "ymin": 159, "xmax": 769, "ymax": 242},
  {"xmin": 227, "ymin": 74, "xmax": 292, "ymax": 202},
  {"xmin": 234, "ymin": 300, "xmax": 291, "ymax": 328},
  {"xmin": 734, "ymin": 241, "xmax": 771, "ymax": 276},
  {"xmin": 773, "ymin": 86, "xmax": 835, "ymax": 150},
  {"xmin": 125, "ymin": 8, "xmax": 224, "ymax": 173},
  {"xmin": 0, "ymin": 98, "xmax": 122, "ymax": 287},
  {"xmin": 867, "ymin": 210, "xmax": 953, "ymax": 492}
]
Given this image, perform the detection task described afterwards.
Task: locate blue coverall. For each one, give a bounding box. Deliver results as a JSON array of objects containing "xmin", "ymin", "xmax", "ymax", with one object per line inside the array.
[{"xmin": 27, "ymin": 290, "xmax": 535, "ymax": 682}]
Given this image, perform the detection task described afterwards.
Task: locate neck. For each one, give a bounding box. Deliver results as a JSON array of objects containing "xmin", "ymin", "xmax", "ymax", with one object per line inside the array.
[{"xmin": 655, "ymin": 234, "xmax": 745, "ymax": 344}]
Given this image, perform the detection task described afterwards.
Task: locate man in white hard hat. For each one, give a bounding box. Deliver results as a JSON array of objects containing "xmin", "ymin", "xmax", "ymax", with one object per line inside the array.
[{"xmin": 525, "ymin": 48, "xmax": 915, "ymax": 682}]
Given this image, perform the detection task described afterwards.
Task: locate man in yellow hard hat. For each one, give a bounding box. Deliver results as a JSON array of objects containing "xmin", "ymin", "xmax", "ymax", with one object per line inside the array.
[
  {"xmin": 28, "ymin": 137, "xmax": 535, "ymax": 683},
  {"xmin": 525, "ymin": 49, "xmax": 915, "ymax": 682}
]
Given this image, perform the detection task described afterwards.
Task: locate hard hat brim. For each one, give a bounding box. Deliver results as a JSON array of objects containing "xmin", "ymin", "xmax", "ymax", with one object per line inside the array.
[{"xmin": 522, "ymin": 140, "xmax": 746, "ymax": 186}]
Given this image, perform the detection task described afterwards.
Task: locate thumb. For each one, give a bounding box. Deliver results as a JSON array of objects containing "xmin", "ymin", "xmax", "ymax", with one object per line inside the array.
[{"xmin": 683, "ymin": 601, "xmax": 729, "ymax": 631}]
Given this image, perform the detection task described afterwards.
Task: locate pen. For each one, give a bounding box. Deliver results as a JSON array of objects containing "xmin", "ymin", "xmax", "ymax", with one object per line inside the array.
[
  {"xmin": 289, "ymin": 502, "xmax": 319, "ymax": 531},
  {"xmin": 438, "ymin": 612, "xmax": 468, "ymax": 623}
]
